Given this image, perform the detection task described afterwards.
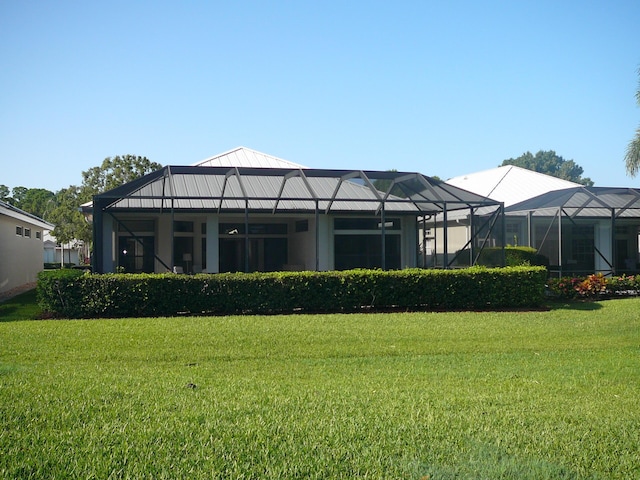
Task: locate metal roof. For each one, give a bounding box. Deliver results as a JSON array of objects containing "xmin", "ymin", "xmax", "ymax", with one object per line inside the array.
[
  {"xmin": 447, "ymin": 165, "xmax": 581, "ymax": 208},
  {"xmin": 193, "ymin": 146, "xmax": 307, "ymax": 169},
  {"xmin": 505, "ymin": 186, "xmax": 640, "ymax": 218},
  {"xmin": 92, "ymin": 166, "xmax": 500, "ymax": 215},
  {"xmin": 0, "ymin": 199, "xmax": 54, "ymax": 229}
]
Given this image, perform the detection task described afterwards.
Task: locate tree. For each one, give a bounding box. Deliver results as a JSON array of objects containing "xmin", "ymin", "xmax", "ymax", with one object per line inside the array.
[
  {"xmin": 47, "ymin": 186, "xmax": 93, "ymax": 265},
  {"xmin": 501, "ymin": 150, "xmax": 594, "ymax": 186},
  {"xmin": 45, "ymin": 154, "xmax": 161, "ymax": 261},
  {"xmin": 11, "ymin": 186, "xmax": 28, "ymax": 206},
  {"xmin": 19, "ymin": 188, "xmax": 55, "ymax": 219},
  {"xmin": 625, "ymin": 68, "xmax": 640, "ymax": 177},
  {"xmin": 81, "ymin": 155, "xmax": 163, "ymax": 196},
  {"xmin": 0, "ymin": 186, "xmax": 54, "ymax": 217}
]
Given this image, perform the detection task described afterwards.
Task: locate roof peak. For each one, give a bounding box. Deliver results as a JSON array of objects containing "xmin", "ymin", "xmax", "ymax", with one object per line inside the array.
[{"xmin": 193, "ymin": 146, "xmax": 307, "ymax": 169}]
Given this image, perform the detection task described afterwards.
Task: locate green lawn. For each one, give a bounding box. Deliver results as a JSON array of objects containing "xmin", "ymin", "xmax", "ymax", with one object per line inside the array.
[
  {"xmin": 0, "ymin": 288, "xmax": 41, "ymax": 322},
  {"xmin": 1, "ymin": 295, "xmax": 639, "ymax": 478}
]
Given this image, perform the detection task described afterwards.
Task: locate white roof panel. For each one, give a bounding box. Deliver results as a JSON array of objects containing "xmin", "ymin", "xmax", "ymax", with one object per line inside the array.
[
  {"xmin": 193, "ymin": 146, "xmax": 307, "ymax": 169},
  {"xmin": 447, "ymin": 165, "xmax": 580, "ymax": 207}
]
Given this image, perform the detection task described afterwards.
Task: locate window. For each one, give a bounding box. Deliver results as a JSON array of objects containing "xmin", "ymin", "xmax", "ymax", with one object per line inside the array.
[
  {"xmin": 36, "ymin": 231, "xmax": 41, "ymax": 239},
  {"xmin": 569, "ymin": 225, "xmax": 594, "ymax": 271},
  {"xmin": 334, "ymin": 217, "xmax": 402, "ymax": 270},
  {"xmin": 16, "ymin": 226, "xmax": 23, "ymax": 236},
  {"xmin": 219, "ymin": 222, "xmax": 289, "ymax": 272},
  {"xmin": 118, "ymin": 237, "xmax": 156, "ymax": 273},
  {"xmin": 24, "ymin": 228, "xmax": 31, "ymax": 238},
  {"xmin": 219, "ymin": 238, "xmax": 288, "ymax": 272},
  {"xmin": 334, "ymin": 235, "xmax": 401, "ymax": 270},
  {"xmin": 117, "ymin": 220, "xmax": 156, "ymax": 273}
]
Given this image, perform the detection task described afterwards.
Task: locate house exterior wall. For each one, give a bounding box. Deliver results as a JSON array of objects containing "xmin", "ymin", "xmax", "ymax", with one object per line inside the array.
[
  {"xmin": 317, "ymin": 215, "xmax": 331, "ymax": 271},
  {"xmin": 43, "ymin": 244, "xmax": 82, "ymax": 265},
  {"xmin": 94, "ymin": 212, "xmax": 418, "ymax": 273},
  {"xmin": 44, "ymin": 241, "xmax": 57, "ymax": 264},
  {"xmin": 401, "ymin": 217, "xmax": 417, "ymax": 268},
  {"xmin": 288, "ymin": 216, "xmax": 316, "ymax": 270},
  {"xmin": 428, "ymin": 222, "xmax": 469, "ymax": 267},
  {"xmin": 0, "ymin": 214, "xmax": 46, "ymax": 294}
]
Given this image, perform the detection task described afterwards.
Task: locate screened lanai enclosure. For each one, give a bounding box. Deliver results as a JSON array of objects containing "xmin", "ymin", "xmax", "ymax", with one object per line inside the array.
[
  {"xmin": 86, "ymin": 165, "xmax": 504, "ymax": 274},
  {"xmin": 503, "ymin": 186, "xmax": 640, "ymax": 277}
]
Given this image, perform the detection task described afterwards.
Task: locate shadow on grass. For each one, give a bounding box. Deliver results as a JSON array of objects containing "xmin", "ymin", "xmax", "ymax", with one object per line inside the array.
[
  {"xmin": 547, "ymin": 300, "xmax": 604, "ymax": 311},
  {"xmin": 0, "ymin": 289, "xmax": 42, "ymax": 322},
  {"xmin": 2, "ymin": 287, "xmax": 617, "ymax": 321}
]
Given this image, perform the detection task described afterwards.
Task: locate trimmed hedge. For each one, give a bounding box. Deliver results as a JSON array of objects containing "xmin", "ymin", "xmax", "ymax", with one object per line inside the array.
[
  {"xmin": 37, "ymin": 267, "xmax": 548, "ymax": 318},
  {"xmin": 455, "ymin": 246, "xmax": 549, "ymax": 268},
  {"xmin": 44, "ymin": 263, "xmax": 77, "ymax": 270}
]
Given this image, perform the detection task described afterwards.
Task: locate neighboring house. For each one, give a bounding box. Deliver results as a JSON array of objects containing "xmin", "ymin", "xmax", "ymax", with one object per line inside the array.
[
  {"xmin": 43, "ymin": 231, "xmax": 88, "ymax": 266},
  {"xmin": 504, "ymin": 187, "xmax": 640, "ymax": 276},
  {"xmin": 0, "ymin": 199, "xmax": 54, "ymax": 295},
  {"xmin": 443, "ymin": 166, "xmax": 640, "ymax": 276},
  {"xmin": 84, "ymin": 147, "xmax": 502, "ymax": 274}
]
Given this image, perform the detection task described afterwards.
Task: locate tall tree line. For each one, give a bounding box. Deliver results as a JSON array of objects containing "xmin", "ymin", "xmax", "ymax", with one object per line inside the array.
[{"xmin": 2, "ymin": 155, "xmax": 162, "ymax": 253}]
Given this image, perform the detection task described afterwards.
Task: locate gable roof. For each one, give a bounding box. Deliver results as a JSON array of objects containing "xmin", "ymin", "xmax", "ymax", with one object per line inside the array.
[
  {"xmin": 446, "ymin": 165, "xmax": 581, "ymax": 207},
  {"xmin": 0, "ymin": 199, "xmax": 54, "ymax": 230},
  {"xmin": 193, "ymin": 147, "xmax": 307, "ymax": 169}
]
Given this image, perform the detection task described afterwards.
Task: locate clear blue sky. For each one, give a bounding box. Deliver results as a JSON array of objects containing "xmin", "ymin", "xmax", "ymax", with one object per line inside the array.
[{"xmin": 1, "ymin": 0, "xmax": 639, "ymax": 192}]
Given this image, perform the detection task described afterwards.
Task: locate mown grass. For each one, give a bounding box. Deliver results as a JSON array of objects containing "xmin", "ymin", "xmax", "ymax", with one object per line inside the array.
[
  {"xmin": 0, "ymin": 289, "xmax": 41, "ymax": 322},
  {"xmin": 0, "ymin": 297, "xmax": 639, "ymax": 478}
]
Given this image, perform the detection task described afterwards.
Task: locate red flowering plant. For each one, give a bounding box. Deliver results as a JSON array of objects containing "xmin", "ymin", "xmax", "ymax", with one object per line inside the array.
[
  {"xmin": 575, "ymin": 273, "xmax": 608, "ymax": 297},
  {"xmin": 546, "ymin": 276, "xmax": 583, "ymax": 299},
  {"xmin": 547, "ymin": 272, "xmax": 640, "ymax": 300}
]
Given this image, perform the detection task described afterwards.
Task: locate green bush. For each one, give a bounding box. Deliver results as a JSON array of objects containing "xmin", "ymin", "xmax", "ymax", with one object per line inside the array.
[
  {"xmin": 43, "ymin": 263, "xmax": 76, "ymax": 270},
  {"xmin": 36, "ymin": 269, "xmax": 86, "ymax": 317},
  {"xmin": 455, "ymin": 246, "xmax": 548, "ymax": 268},
  {"xmin": 37, "ymin": 267, "xmax": 548, "ymax": 319},
  {"xmin": 547, "ymin": 273, "xmax": 640, "ymax": 299}
]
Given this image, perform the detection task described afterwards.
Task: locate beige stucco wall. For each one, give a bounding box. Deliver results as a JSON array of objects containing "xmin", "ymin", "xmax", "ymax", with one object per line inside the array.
[{"xmin": 0, "ymin": 215, "xmax": 46, "ymax": 294}]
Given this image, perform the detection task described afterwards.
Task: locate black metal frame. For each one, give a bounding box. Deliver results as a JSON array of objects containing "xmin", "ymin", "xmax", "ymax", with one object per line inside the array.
[{"xmin": 89, "ymin": 166, "xmax": 505, "ymax": 274}]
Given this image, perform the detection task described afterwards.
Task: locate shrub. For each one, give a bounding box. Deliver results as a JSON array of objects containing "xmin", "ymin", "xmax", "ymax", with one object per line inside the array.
[
  {"xmin": 43, "ymin": 263, "xmax": 76, "ymax": 270},
  {"xmin": 37, "ymin": 269, "xmax": 86, "ymax": 317},
  {"xmin": 37, "ymin": 267, "xmax": 548, "ymax": 319},
  {"xmin": 454, "ymin": 246, "xmax": 548, "ymax": 268},
  {"xmin": 546, "ymin": 273, "xmax": 640, "ymax": 299},
  {"xmin": 575, "ymin": 273, "xmax": 608, "ymax": 297},
  {"xmin": 607, "ymin": 274, "xmax": 640, "ymax": 295}
]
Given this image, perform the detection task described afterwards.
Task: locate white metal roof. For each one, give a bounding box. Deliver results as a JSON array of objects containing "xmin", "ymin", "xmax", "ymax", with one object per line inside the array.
[
  {"xmin": 0, "ymin": 200, "xmax": 54, "ymax": 230},
  {"xmin": 193, "ymin": 146, "xmax": 307, "ymax": 169},
  {"xmin": 447, "ymin": 165, "xmax": 581, "ymax": 207}
]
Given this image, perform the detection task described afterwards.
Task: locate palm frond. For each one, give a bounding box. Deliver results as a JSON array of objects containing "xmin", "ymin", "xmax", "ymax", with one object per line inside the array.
[{"xmin": 624, "ymin": 126, "xmax": 640, "ymax": 176}]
